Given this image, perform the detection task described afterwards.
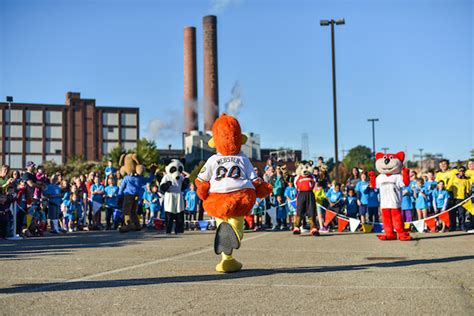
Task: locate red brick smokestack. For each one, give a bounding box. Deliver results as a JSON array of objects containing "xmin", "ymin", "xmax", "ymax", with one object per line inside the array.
[
  {"xmin": 184, "ymin": 26, "xmax": 198, "ymax": 133},
  {"xmin": 203, "ymin": 15, "xmax": 219, "ymax": 131}
]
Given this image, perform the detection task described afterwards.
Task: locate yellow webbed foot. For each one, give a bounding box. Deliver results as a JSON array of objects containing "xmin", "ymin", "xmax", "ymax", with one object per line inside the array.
[{"xmin": 215, "ymin": 257, "xmax": 243, "ymax": 273}]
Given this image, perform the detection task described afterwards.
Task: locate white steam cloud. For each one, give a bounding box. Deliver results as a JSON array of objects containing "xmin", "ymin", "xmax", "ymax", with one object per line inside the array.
[
  {"xmin": 209, "ymin": 0, "xmax": 241, "ymax": 15},
  {"xmin": 225, "ymin": 81, "xmax": 243, "ymax": 116},
  {"xmin": 145, "ymin": 110, "xmax": 183, "ymax": 140}
]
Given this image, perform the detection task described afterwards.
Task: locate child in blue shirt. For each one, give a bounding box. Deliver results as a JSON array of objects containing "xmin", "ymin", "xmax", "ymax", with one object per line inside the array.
[
  {"xmin": 43, "ymin": 176, "xmax": 63, "ymax": 234},
  {"xmin": 364, "ymin": 186, "xmax": 380, "ymax": 223},
  {"xmin": 432, "ymin": 180, "xmax": 449, "ymax": 232},
  {"xmin": 252, "ymin": 197, "xmax": 265, "ymax": 231},
  {"xmin": 355, "ymin": 172, "xmax": 370, "ymax": 223},
  {"xmin": 423, "ymin": 171, "xmax": 437, "ymax": 213},
  {"xmin": 401, "ymin": 185, "xmax": 414, "ymax": 223},
  {"xmin": 149, "ymin": 184, "xmax": 161, "ymax": 226},
  {"xmin": 90, "ymin": 176, "xmax": 105, "ymax": 229},
  {"xmin": 104, "ymin": 177, "xmax": 119, "ymax": 230},
  {"xmin": 65, "ymin": 193, "xmax": 82, "ymax": 232},
  {"xmin": 345, "ymin": 188, "xmax": 358, "ymax": 219},
  {"xmin": 185, "ymin": 183, "xmax": 199, "ymax": 227},
  {"xmin": 327, "ymin": 183, "xmax": 344, "ymax": 214},
  {"xmin": 284, "ymin": 181, "xmax": 297, "ymax": 228},
  {"xmin": 414, "ymin": 178, "xmax": 429, "ymax": 221},
  {"xmin": 274, "ymin": 195, "xmax": 288, "ymax": 230},
  {"xmin": 142, "ymin": 183, "xmax": 153, "ymax": 228}
]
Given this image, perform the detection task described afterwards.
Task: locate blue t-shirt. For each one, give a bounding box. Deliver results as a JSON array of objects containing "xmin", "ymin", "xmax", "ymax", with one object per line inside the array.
[
  {"xmin": 415, "ymin": 185, "xmax": 429, "ymax": 209},
  {"xmin": 142, "ymin": 190, "xmax": 152, "ymax": 208},
  {"xmin": 149, "ymin": 192, "xmax": 160, "ymax": 212},
  {"xmin": 105, "ymin": 166, "xmax": 117, "ymax": 178},
  {"xmin": 345, "ymin": 196, "xmax": 358, "ymax": 216},
  {"xmin": 90, "ymin": 183, "xmax": 105, "ymax": 203},
  {"xmin": 43, "ymin": 183, "xmax": 62, "ymax": 207},
  {"xmin": 185, "ymin": 190, "xmax": 198, "ymax": 212},
  {"xmin": 423, "ymin": 180, "xmax": 437, "ymax": 201},
  {"xmin": 284, "ymin": 186, "xmax": 297, "ymax": 201},
  {"xmin": 401, "ymin": 186, "xmax": 414, "ymax": 210},
  {"xmin": 364, "ymin": 186, "xmax": 380, "ymax": 207},
  {"xmin": 104, "ymin": 185, "xmax": 119, "ymax": 208},
  {"xmin": 327, "ymin": 190, "xmax": 343, "ymax": 204},
  {"xmin": 355, "ymin": 180, "xmax": 370, "ymax": 205},
  {"xmin": 432, "ymin": 189, "xmax": 449, "ymax": 209},
  {"xmin": 62, "ymin": 191, "xmax": 70, "ymax": 204}
]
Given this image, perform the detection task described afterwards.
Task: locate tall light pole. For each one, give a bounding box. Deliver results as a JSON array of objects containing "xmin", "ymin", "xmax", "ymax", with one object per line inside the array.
[
  {"xmin": 367, "ymin": 118, "xmax": 379, "ymax": 161},
  {"xmin": 320, "ymin": 18, "xmax": 345, "ymax": 182},
  {"xmin": 6, "ymin": 96, "xmax": 13, "ymax": 167}
]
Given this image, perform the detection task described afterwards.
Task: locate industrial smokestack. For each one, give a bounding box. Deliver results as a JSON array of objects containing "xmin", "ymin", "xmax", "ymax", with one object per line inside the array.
[
  {"xmin": 203, "ymin": 15, "xmax": 219, "ymax": 131},
  {"xmin": 184, "ymin": 26, "xmax": 198, "ymax": 133}
]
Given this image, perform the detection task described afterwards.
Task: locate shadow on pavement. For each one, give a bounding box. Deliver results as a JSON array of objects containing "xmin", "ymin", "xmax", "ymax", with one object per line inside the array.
[
  {"xmin": 0, "ymin": 230, "xmax": 175, "ymax": 260},
  {"xmin": 1, "ymin": 255, "xmax": 473, "ymax": 294}
]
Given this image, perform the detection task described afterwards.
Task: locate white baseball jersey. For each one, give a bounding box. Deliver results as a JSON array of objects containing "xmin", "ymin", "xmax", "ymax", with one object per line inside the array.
[
  {"xmin": 197, "ymin": 153, "xmax": 257, "ymax": 193},
  {"xmin": 376, "ymin": 173, "xmax": 405, "ymax": 209}
]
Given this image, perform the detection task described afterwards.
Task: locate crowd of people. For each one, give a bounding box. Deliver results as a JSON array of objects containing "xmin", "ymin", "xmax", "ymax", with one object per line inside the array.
[
  {"xmin": 0, "ymin": 157, "xmax": 473, "ymax": 239},
  {"xmin": 0, "ymin": 160, "xmax": 201, "ymax": 238},
  {"xmin": 251, "ymin": 157, "xmax": 474, "ymax": 234}
]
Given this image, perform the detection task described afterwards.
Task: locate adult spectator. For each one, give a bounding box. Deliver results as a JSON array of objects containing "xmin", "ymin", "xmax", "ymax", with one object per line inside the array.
[
  {"xmin": 435, "ymin": 159, "xmax": 457, "ymax": 192},
  {"xmin": 467, "ymin": 159, "xmax": 474, "ymax": 195},
  {"xmin": 0, "ymin": 165, "xmax": 13, "ymax": 193},
  {"xmin": 272, "ymin": 166, "xmax": 285, "ymax": 198},
  {"xmin": 447, "ymin": 166, "xmax": 471, "ymax": 231},
  {"xmin": 346, "ymin": 167, "xmax": 360, "ymax": 193}
]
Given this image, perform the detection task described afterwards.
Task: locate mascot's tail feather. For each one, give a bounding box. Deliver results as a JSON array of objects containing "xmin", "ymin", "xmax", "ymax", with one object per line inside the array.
[{"xmin": 253, "ymin": 179, "xmax": 273, "ymax": 199}]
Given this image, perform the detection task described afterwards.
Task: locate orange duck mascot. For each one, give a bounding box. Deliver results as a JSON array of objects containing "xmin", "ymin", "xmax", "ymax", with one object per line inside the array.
[{"xmin": 195, "ymin": 114, "xmax": 273, "ymax": 273}]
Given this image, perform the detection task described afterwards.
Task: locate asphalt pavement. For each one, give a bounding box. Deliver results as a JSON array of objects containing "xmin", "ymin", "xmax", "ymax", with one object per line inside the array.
[{"xmin": 0, "ymin": 229, "xmax": 473, "ymax": 315}]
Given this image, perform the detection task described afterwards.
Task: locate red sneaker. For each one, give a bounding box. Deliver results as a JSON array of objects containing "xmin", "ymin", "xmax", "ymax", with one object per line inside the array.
[
  {"xmin": 310, "ymin": 228, "xmax": 320, "ymax": 236},
  {"xmin": 292, "ymin": 227, "xmax": 301, "ymax": 235}
]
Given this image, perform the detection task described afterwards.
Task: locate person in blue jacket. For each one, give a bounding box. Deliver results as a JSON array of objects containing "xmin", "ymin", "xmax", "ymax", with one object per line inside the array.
[{"xmin": 118, "ymin": 164, "xmax": 156, "ymax": 233}]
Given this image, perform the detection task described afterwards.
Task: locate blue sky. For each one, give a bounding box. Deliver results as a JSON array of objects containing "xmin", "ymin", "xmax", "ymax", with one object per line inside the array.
[{"xmin": 0, "ymin": 0, "xmax": 472, "ymax": 161}]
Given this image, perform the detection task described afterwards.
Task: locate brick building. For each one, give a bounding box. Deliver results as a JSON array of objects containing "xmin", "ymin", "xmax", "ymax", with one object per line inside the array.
[{"xmin": 0, "ymin": 92, "xmax": 139, "ymax": 169}]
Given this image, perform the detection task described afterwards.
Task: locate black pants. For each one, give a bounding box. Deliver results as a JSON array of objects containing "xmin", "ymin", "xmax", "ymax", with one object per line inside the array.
[
  {"xmin": 165, "ymin": 212, "xmax": 184, "ymax": 234},
  {"xmin": 450, "ymin": 199, "xmax": 466, "ymax": 231},
  {"xmin": 368, "ymin": 207, "xmax": 379, "ymax": 223},
  {"xmin": 105, "ymin": 207, "xmax": 114, "ymax": 228},
  {"xmin": 0, "ymin": 211, "xmax": 8, "ymax": 238},
  {"xmin": 17, "ymin": 208, "xmax": 26, "ymax": 234},
  {"xmin": 297, "ymin": 191, "xmax": 316, "ymax": 217}
]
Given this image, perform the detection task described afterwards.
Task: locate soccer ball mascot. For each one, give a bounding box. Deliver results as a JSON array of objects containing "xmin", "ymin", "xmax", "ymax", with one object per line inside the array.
[
  {"xmin": 369, "ymin": 151, "xmax": 412, "ymax": 241},
  {"xmin": 195, "ymin": 114, "xmax": 273, "ymax": 273}
]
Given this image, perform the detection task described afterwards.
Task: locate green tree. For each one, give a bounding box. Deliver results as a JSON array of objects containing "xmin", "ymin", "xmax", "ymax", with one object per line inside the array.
[
  {"xmin": 188, "ymin": 161, "xmax": 205, "ymax": 184},
  {"xmin": 342, "ymin": 145, "xmax": 374, "ymax": 171},
  {"xmin": 103, "ymin": 145, "xmax": 127, "ymax": 167},
  {"xmin": 471, "ymin": 149, "xmax": 474, "ymax": 159},
  {"xmin": 133, "ymin": 138, "xmax": 160, "ymax": 167}
]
